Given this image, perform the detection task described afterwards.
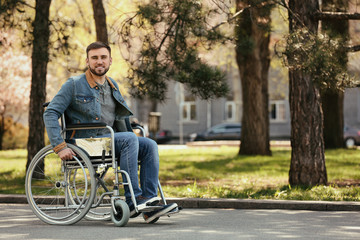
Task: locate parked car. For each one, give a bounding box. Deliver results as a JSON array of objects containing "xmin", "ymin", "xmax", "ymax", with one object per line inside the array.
[
  {"xmin": 189, "ymin": 123, "xmax": 241, "ymax": 141},
  {"xmin": 131, "ymin": 121, "xmax": 172, "ymax": 144},
  {"xmin": 155, "ymin": 130, "xmax": 173, "ymax": 144},
  {"xmin": 344, "ymin": 125, "xmax": 360, "ymax": 148}
]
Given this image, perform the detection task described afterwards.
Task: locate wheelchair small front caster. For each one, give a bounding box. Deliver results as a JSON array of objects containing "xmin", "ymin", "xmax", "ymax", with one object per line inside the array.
[{"xmin": 111, "ymin": 200, "xmax": 130, "ymax": 227}]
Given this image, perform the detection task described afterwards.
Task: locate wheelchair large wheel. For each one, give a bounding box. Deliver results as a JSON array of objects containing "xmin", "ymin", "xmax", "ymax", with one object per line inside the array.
[{"xmin": 25, "ymin": 144, "xmax": 96, "ymax": 225}]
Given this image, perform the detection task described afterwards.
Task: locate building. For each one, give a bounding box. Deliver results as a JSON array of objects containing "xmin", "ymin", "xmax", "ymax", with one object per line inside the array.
[{"xmin": 130, "ymin": 67, "xmax": 360, "ymax": 143}]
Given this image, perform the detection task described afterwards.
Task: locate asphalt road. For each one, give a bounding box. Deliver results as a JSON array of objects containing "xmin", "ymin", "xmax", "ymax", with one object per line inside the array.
[{"xmin": 1, "ymin": 204, "xmax": 360, "ymax": 240}]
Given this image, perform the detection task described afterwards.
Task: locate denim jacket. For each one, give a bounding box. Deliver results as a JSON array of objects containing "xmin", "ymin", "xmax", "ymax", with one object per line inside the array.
[{"xmin": 44, "ymin": 70, "xmax": 133, "ymax": 152}]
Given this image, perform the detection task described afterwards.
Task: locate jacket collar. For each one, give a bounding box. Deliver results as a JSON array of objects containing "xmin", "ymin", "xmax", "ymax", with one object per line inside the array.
[{"xmin": 85, "ymin": 69, "xmax": 118, "ymax": 90}]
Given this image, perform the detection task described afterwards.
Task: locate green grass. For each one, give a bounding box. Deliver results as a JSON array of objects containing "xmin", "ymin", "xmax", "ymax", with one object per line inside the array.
[
  {"xmin": 158, "ymin": 147, "xmax": 360, "ymax": 201},
  {"xmin": 0, "ymin": 149, "xmax": 27, "ymax": 194},
  {"xmin": 2, "ymin": 147, "xmax": 360, "ymax": 201}
]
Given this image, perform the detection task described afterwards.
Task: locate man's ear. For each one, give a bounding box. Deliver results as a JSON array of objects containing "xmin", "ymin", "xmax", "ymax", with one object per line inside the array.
[
  {"xmin": 109, "ymin": 57, "xmax": 112, "ymax": 66},
  {"xmin": 86, "ymin": 58, "xmax": 89, "ymax": 66}
]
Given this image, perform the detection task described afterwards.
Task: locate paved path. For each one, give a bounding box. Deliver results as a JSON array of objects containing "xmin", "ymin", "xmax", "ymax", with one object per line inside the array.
[{"xmin": 1, "ymin": 204, "xmax": 360, "ymax": 239}]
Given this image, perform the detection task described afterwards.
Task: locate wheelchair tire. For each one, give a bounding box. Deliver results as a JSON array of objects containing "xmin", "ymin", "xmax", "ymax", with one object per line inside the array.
[
  {"xmin": 25, "ymin": 144, "xmax": 96, "ymax": 225},
  {"xmin": 111, "ymin": 199, "xmax": 130, "ymax": 227}
]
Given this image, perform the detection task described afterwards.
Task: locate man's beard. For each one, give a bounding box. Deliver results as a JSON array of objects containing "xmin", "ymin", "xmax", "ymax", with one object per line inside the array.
[{"xmin": 89, "ymin": 65, "xmax": 110, "ymax": 76}]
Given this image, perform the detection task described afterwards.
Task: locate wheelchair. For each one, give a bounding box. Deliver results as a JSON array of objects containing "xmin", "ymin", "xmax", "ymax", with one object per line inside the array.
[{"xmin": 25, "ymin": 103, "xmax": 179, "ymax": 226}]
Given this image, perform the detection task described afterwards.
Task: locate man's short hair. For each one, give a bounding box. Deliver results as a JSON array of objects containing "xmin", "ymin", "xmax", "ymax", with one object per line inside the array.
[{"xmin": 86, "ymin": 41, "xmax": 111, "ymax": 57}]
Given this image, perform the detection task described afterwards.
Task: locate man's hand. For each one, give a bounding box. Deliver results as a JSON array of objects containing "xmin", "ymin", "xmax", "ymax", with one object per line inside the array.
[{"xmin": 58, "ymin": 148, "xmax": 76, "ymax": 160}]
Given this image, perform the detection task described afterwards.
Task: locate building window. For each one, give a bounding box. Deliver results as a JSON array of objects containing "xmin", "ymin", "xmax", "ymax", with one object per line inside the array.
[
  {"xmin": 181, "ymin": 99, "xmax": 197, "ymax": 122},
  {"xmin": 269, "ymin": 100, "xmax": 286, "ymax": 122},
  {"xmin": 225, "ymin": 101, "xmax": 236, "ymax": 122}
]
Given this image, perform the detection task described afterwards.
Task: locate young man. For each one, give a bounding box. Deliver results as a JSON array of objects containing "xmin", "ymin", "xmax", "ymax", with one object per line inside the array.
[{"xmin": 44, "ymin": 41, "xmax": 177, "ymax": 223}]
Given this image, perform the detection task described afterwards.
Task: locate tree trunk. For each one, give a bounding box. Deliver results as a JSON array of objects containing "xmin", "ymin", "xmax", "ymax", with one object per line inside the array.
[
  {"xmin": 321, "ymin": 90, "xmax": 344, "ymax": 148},
  {"xmin": 26, "ymin": 0, "xmax": 51, "ymax": 175},
  {"xmin": 91, "ymin": 0, "xmax": 108, "ymax": 44},
  {"xmin": 321, "ymin": 0, "xmax": 348, "ymax": 149},
  {"xmin": 288, "ymin": 0, "xmax": 327, "ymax": 186},
  {"xmin": 235, "ymin": 0, "xmax": 271, "ymax": 155}
]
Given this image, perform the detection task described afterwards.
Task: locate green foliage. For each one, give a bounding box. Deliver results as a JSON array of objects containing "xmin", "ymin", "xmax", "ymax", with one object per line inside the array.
[
  {"xmin": 0, "ymin": 0, "xmax": 76, "ymax": 59},
  {"xmin": 119, "ymin": 0, "xmax": 229, "ymax": 101},
  {"xmin": 281, "ymin": 28, "xmax": 356, "ymax": 91},
  {"xmin": 0, "ymin": 0, "xmax": 34, "ymax": 50},
  {"xmin": 137, "ymin": 3, "xmax": 162, "ymax": 25},
  {"xmin": 172, "ymin": 48, "xmax": 227, "ymax": 99},
  {"xmin": 0, "ymin": 0, "xmax": 29, "ymax": 23}
]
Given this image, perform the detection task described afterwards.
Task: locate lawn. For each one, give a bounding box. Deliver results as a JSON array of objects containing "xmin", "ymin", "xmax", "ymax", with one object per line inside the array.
[
  {"xmin": 0, "ymin": 149, "xmax": 27, "ymax": 194},
  {"xmin": 2, "ymin": 147, "xmax": 360, "ymax": 201}
]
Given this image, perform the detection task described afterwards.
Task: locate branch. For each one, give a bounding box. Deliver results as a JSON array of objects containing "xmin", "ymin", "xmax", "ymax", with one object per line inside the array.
[
  {"xmin": 346, "ymin": 45, "xmax": 360, "ymax": 52},
  {"xmin": 212, "ymin": 0, "xmax": 276, "ymax": 30},
  {"xmin": 155, "ymin": 15, "xmax": 179, "ymax": 58},
  {"xmin": 210, "ymin": 0, "xmax": 229, "ymax": 13},
  {"xmin": 313, "ymin": 11, "xmax": 360, "ymax": 20}
]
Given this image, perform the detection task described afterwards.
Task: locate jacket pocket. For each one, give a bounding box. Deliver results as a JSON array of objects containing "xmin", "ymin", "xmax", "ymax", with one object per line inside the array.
[{"xmin": 75, "ymin": 95, "xmax": 95, "ymax": 113}]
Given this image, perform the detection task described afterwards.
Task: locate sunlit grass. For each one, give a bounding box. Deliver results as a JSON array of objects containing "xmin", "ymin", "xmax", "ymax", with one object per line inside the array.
[
  {"xmin": 0, "ymin": 149, "xmax": 27, "ymax": 194},
  {"xmin": 159, "ymin": 146, "xmax": 360, "ymax": 201},
  {"xmin": 1, "ymin": 147, "xmax": 360, "ymax": 201}
]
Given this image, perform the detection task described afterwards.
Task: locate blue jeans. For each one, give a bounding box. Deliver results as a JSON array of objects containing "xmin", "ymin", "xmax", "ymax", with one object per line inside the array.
[{"xmin": 111, "ymin": 132, "xmax": 159, "ymax": 202}]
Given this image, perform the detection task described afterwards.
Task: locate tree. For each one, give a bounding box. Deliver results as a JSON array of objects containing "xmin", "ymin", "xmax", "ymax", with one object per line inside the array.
[
  {"xmin": 118, "ymin": 0, "xmax": 278, "ymax": 155},
  {"xmin": 26, "ymin": 0, "xmax": 52, "ymax": 172},
  {"xmin": 1, "ymin": 0, "xmax": 77, "ymax": 169},
  {"xmin": 118, "ymin": 0, "xmax": 229, "ymax": 103},
  {"xmin": 320, "ymin": 0, "xmax": 348, "ymax": 149},
  {"xmin": 279, "ymin": 0, "xmax": 360, "ymax": 185},
  {"xmin": 235, "ymin": 0, "xmax": 272, "ymax": 155},
  {"xmin": 287, "ymin": 0, "xmax": 327, "ymax": 186},
  {"xmin": 0, "ymin": 31, "xmax": 31, "ymax": 150},
  {"xmin": 91, "ymin": 0, "xmax": 108, "ymax": 44}
]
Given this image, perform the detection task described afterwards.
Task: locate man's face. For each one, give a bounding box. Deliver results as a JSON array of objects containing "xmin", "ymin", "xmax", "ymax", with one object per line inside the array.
[{"xmin": 86, "ymin": 47, "xmax": 112, "ymax": 77}]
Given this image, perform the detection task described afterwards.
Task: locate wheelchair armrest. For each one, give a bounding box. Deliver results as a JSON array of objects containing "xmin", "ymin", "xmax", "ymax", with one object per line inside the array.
[
  {"xmin": 65, "ymin": 122, "xmax": 108, "ymax": 130},
  {"xmin": 131, "ymin": 122, "xmax": 143, "ymax": 128},
  {"xmin": 131, "ymin": 123, "xmax": 146, "ymax": 137}
]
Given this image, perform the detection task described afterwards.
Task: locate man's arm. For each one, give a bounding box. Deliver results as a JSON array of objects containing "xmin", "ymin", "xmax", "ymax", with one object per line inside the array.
[{"xmin": 43, "ymin": 79, "xmax": 74, "ymax": 159}]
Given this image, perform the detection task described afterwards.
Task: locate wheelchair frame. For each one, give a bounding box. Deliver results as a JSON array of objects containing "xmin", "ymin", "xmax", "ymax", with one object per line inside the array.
[{"xmin": 25, "ymin": 107, "xmax": 176, "ymax": 226}]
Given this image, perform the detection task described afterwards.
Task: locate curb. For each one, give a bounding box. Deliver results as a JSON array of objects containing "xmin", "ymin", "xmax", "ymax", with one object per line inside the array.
[
  {"xmin": 2, "ymin": 194, "xmax": 360, "ymax": 211},
  {"xmin": 166, "ymin": 198, "xmax": 360, "ymax": 211},
  {"xmin": 0, "ymin": 194, "xmax": 28, "ymax": 204}
]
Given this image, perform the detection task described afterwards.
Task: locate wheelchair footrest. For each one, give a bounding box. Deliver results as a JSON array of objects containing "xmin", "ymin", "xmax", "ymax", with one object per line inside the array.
[{"xmin": 162, "ymin": 206, "xmax": 180, "ymax": 217}]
